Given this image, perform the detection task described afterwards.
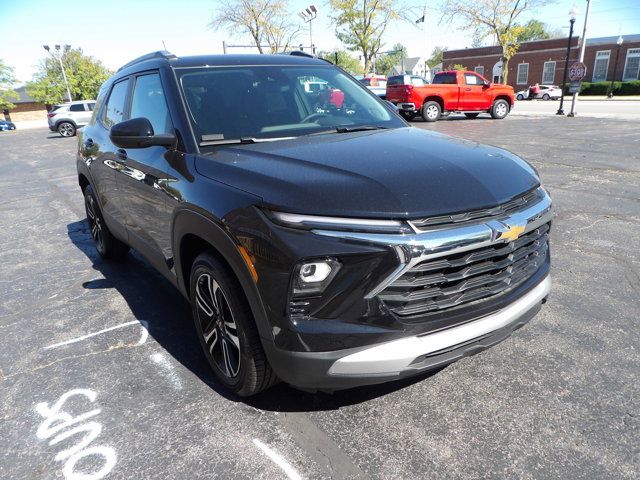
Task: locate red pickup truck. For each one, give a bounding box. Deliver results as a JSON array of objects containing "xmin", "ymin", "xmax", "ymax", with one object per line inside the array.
[{"xmin": 387, "ymin": 70, "xmax": 515, "ymax": 122}]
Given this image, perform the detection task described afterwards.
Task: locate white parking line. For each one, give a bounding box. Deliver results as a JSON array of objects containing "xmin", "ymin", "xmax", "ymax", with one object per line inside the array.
[
  {"xmin": 252, "ymin": 438, "xmax": 303, "ymax": 480},
  {"xmin": 44, "ymin": 320, "xmax": 148, "ymax": 350},
  {"xmin": 150, "ymin": 352, "xmax": 182, "ymax": 390}
]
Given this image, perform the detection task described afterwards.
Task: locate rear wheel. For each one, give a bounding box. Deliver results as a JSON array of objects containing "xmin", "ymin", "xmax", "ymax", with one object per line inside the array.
[
  {"xmin": 490, "ymin": 99, "xmax": 510, "ymax": 119},
  {"xmin": 399, "ymin": 111, "xmax": 416, "ymax": 121},
  {"xmin": 84, "ymin": 185, "xmax": 129, "ymax": 259},
  {"xmin": 421, "ymin": 101, "xmax": 441, "ymax": 122},
  {"xmin": 190, "ymin": 252, "xmax": 278, "ymax": 397},
  {"xmin": 58, "ymin": 122, "xmax": 76, "ymax": 137},
  {"xmin": 464, "ymin": 112, "xmax": 480, "ymax": 119}
]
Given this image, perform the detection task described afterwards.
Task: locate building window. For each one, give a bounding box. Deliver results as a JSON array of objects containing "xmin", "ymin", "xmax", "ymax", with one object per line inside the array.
[
  {"xmin": 474, "ymin": 66, "xmax": 485, "ymax": 77},
  {"xmin": 592, "ymin": 50, "xmax": 610, "ymax": 82},
  {"xmin": 492, "ymin": 61, "xmax": 503, "ymax": 83},
  {"xmin": 516, "ymin": 63, "xmax": 529, "ymax": 85},
  {"xmin": 623, "ymin": 48, "xmax": 640, "ymax": 81},
  {"xmin": 542, "ymin": 61, "xmax": 556, "ymax": 84}
]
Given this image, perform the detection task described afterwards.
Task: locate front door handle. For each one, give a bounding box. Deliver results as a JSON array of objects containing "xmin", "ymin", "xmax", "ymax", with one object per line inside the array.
[
  {"xmin": 83, "ymin": 138, "xmax": 94, "ymax": 148},
  {"xmin": 464, "ymin": 88, "xmax": 472, "ymax": 91},
  {"xmin": 115, "ymin": 149, "xmax": 128, "ymax": 162}
]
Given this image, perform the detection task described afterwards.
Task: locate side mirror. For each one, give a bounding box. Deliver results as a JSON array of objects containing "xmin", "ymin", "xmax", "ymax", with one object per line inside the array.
[
  {"xmin": 110, "ymin": 117, "xmax": 176, "ymax": 149},
  {"xmin": 483, "ymin": 81, "xmax": 490, "ymax": 89}
]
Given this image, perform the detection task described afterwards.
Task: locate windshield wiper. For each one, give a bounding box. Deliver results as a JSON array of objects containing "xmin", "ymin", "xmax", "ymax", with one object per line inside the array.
[
  {"xmin": 335, "ymin": 125, "xmax": 389, "ymax": 133},
  {"xmin": 199, "ymin": 136, "xmax": 296, "ymax": 147}
]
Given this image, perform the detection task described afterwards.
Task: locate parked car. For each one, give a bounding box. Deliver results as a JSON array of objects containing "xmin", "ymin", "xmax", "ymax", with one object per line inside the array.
[
  {"xmin": 358, "ymin": 75, "xmax": 387, "ymax": 98},
  {"xmin": 77, "ymin": 51, "xmax": 552, "ymax": 396},
  {"xmin": 47, "ymin": 100, "xmax": 96, "ymax": 137},
  {"xmin": 0, "ymin": 120, "xmax": 16, "ymax": 131},
  {"xmin": 516, "ymin": 85, "xmax": 562, "ymax": 101},
  {"xmin": 386, "ymin": 74, "xmax": 430, "ymax": 119},
  {"xmin": 387, "ymin": 70, "xmax": 514, "ymax": 122}
]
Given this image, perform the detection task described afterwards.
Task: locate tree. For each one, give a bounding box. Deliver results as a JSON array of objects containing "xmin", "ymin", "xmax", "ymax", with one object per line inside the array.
[
  {"xmin": 211, "ymin": 0, "xmax": 300, "ymax": 54},
  {"xmin": 329, "ymin": 0, "xmax": 412, "ymax": 75},
  {"xmin": 441, "ymin": 0, "xmax": 549, "ymax": 84},
  {"xmin": 0, "ymin": 60, "xmax": 18, "ymax": 111},
  {"xmin": 427, "ymin": 45, "xmax": 448, "ymax": 68},
  {"xmin": 26, "ymin": 49, "xmax": 111, "ymax": 104},
  {"xmin": 516, "ymin": 19, "xmax": 562, "ymax": 42},
  {"xmin": 375, "ymin": 43, "xmax": 407, "ymax": 75},
  {"xmin": 318, "ymin": 50, "xmax": 363, "ymax": 75}
]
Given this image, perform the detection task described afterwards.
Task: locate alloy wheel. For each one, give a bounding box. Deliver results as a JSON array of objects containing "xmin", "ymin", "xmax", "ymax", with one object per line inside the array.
[
  {"xmin": 59, "ymin": 123, "xmax": 74, "ymax": 137},
  {"xmin": 426, "ymin": 105, "xmax": 439, "ymax": 120},
  {"xmin": 195, "ymin": 273, "xmax": 241, "ymax": 378},
  {"xmin": 495, "ymin": 103, "xmax": 507, "ymax": 117}
]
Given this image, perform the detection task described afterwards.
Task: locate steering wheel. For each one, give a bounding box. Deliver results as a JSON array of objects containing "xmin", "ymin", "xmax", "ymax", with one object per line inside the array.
[{"xmin": 301, "ymin": 112, "xmax": 330, "ymax": 123}]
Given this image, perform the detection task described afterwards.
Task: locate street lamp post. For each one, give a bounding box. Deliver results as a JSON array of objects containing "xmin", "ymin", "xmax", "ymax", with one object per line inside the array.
[
  {"xmin": 557, "ymin": 6, "xmax": 577, "ymax": 115},
  {"xmin": 608, "ymin": 36, "xmax": 624, "ymax": 98},
  {"xmin": 298, "ymin": 5, "xmax": 318, "ymax": 55},
  {"xmin": 43, "ymin": 44, "xmax": 73, "ymax": 102}
]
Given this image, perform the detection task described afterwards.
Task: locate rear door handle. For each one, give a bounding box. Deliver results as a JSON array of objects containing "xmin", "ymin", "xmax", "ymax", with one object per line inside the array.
[{"xmin": 115, "ymin": 149, "xmax": 128, "ymax": 162}]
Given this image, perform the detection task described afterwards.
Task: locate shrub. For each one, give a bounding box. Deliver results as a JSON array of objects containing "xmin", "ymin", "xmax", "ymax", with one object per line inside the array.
[{"xmin": 560, "ymin": 81, "xmax": 640, "ymax": 95}]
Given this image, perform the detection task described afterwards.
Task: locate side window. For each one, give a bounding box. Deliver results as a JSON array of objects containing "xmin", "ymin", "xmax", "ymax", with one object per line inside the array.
[
  {"xmin": 87, "ymin": 103, "xmax": 96, "ymax": 111},
  {"xmin": 103, "ymin": 79, "xmax": 130, "ymax": 128},
  {"xmin": 69, "ymin": 104, "xmax": 85, "ymax": 112},
  {"xmin": 130, "ymin": 73, "xmax": 173, "ymax": 135},
  {"xmin": 433, "ymin": 73, "xmax": 457, "ymax": 85},
  {"xmin": 464, "ymin": 73, "xmax": 482, "ymax": 85}
]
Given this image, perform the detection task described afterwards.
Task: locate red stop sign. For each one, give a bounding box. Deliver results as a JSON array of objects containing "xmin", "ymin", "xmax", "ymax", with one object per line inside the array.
[{"xmin": 569, "ymin": 62, "xmax": 587, "ymax": 82}]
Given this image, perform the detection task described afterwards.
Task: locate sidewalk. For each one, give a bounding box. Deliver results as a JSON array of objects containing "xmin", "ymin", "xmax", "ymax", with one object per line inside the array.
[{"xmin": 13, "ymin": 119, "xmax": 48, "ymax": 130}]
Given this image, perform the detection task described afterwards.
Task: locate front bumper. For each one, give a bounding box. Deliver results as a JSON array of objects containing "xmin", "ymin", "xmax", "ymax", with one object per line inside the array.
[{"xmin": 266, "ymin": 275, "xmax": 550, "ymax": 391}]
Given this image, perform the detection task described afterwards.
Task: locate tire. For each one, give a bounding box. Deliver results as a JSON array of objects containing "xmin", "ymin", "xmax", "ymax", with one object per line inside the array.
[
  {"xmin": 421, "ymin": 101, "xmax": 441, "ymax": 122},
  {"xmin": 542, "ymin": 93, "xmax": 550, "ymax": 100},
  {"xmin": 464, "ymin": 112, "xmax": 480, "ymax": 119},
  {"xmin": 190, "ymin": 252, "xmax": 278, "ymax": 397},
  {"xmin": 490, "ymin": 99, "xmax": 510, "ymax": 119},
  {"xmin": 516, "ymin": 94, "xmax": 524, "ymax": 101},
  {"xmin": 58, "ymin": 122, "xmax": 76, "ymax": 137},
  {"xmin": 399, "ymin": 110, "xmax": 416, "ymax": 121},
  {"xmin": 84, "ymin": 185, "xmax": 129, "ymax": 259}
]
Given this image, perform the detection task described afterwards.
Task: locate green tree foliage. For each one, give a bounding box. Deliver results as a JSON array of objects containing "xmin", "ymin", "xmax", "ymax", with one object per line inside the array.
[
  {"xmin": 516, "ymin": 19, "xmax": 560, "ymax": 42},
  {"xmin": 375, "ymin": 43, "xmax": 407, "ymax": 75},
  {"xmin": 427, "ymin": 45, "xmax": 448, "ymax": 68},
  {"xmin": 452, "ymin": 64, "xmax": 467, "ymax": 71},
  {"xmin": 0, "ymin": 59, "xmax": 18, "ymax": 110},
  {"xmin": 318, "ymin": 50, "xmax": 363, "ymax": 75},
  {"xmin": 210, "ymin": 0, "xmax": 300, "ymax": 53},
  {"xmin": 26, "ymin": 48, "xmax": 111, "ymax": 104},
  {"xmin": 329, "ymin": 0, "xmax": 411, "ymax": 75},
  {"xmin": 441, "ymin": 0, "xmax": 549, "ymax": 84}
]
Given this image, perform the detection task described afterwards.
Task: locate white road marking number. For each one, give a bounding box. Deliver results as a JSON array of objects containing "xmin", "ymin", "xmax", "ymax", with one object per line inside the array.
[{"xmin": 35, "ymin": 389, "xmax": 117, "ymax": 480}]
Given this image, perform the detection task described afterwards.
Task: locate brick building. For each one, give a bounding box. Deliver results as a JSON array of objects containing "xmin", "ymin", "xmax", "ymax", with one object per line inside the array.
[
  {"xmin": 442, "ymin": 34, "xmax": 640, "ymax": 88},
  {"xmin": 4, "ymin": 86, "xmax": 48, "ymax": 122}
]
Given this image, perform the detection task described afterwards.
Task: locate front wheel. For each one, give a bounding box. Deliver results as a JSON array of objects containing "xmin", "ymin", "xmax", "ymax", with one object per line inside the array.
[
  {"xmin": 542, "ymin": 93, "xmax": 550, "ymax": 100},
  {"xmin": 490, "ymin": 99, "xmax": 510, "ymax": 119},
  {"xmin": 190, "ymin": 252, "xmax": 278, "ymax": 397},
  {"xmin": 58, "ymin": 122, "xmax": 76, "ymax": 137},
  {"xmin": 421, "ymin": 101, "xmax": 441, "ymax": 122},
  {"xmin": 464, "ymin": 112, "xmax": 480, "ymax": 119},
  {"xmin": 516, "ymin": 94, "xmax": 524, "ymax": 101}
]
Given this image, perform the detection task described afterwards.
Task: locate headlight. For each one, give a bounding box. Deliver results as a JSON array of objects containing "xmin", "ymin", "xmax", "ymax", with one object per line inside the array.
[{"xmin": 266, "ymin": 210, "xmax": 412, "ymax": 234}]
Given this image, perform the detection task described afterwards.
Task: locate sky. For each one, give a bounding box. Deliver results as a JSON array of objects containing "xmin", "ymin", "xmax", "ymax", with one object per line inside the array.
[{"xmin": 1, "ymin": 0, "xmax": 638, "ymax": 84}]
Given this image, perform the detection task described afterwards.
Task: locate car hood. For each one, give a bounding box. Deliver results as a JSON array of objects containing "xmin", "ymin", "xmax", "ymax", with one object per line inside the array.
[{"xmin": 195, "ymin": 127, "xmax": 539, "ymax": 219}]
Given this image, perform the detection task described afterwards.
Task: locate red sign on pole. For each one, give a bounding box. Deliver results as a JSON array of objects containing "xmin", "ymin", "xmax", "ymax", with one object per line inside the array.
[{"xmin": 568, "ymin": 62, "xmax": 587, "ymax": 82}]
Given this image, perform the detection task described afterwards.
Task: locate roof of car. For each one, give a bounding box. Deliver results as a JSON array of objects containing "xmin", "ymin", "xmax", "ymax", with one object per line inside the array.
[{"xmin": 116, "ymin": 51, "xmax": 329, "ymax": 75}]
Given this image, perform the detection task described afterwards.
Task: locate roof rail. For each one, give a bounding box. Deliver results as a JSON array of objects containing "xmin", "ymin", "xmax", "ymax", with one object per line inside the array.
[
  {"xmin": 118, "ymin": 51, "xmax": 177, "ymax": 72},
  {"xmin": 288, "ymin": 50, "xmax": 315, "ymax": 59}
]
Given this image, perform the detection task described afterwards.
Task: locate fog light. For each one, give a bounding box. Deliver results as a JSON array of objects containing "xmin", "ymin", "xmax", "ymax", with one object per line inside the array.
[{"xmin": 293, "ymin": 259, "xmax": 341, "ymax": 295}]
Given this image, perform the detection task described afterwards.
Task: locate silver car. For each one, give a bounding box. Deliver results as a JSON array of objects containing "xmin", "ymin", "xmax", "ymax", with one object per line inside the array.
[{"xmin": 47, "ymin": 100, "xmax": 96, "ymax": 137}]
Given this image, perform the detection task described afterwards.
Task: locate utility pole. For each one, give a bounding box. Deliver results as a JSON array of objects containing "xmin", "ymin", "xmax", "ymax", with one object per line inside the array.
[
  {"xmin": 43, "ymin": 44, "xmax": 73, "ymax": 103},
  {"xmin": 568, "ymin": 0, "xmax": 591, "ymax": 117}
]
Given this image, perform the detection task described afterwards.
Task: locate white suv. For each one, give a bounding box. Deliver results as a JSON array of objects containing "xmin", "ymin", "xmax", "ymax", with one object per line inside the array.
[{"xmin": 47, "ymin": 100, "xmax": 96, "ymax": 137}]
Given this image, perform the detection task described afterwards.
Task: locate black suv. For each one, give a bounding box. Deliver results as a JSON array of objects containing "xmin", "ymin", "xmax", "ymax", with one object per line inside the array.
[{"xmin": 77, "ymin": 51, "xmax": 552, "ymax": 396}]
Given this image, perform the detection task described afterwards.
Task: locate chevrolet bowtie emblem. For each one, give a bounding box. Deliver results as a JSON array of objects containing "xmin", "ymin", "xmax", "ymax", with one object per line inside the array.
[{"xmin": 500, "ymin": 224, "xmax": 526, "ymax": 242}]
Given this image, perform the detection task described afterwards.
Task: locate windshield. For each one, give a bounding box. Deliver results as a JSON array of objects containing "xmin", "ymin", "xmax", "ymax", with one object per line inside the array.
[{"xmin": 177, "ymin": 65, "xmax": 403, "ymax": 146}]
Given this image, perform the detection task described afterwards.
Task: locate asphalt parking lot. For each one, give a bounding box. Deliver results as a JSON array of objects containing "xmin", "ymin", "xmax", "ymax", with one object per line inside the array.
[{"xmin": 1, "ymin": 115, "xmax": 638, "ymax": 480}]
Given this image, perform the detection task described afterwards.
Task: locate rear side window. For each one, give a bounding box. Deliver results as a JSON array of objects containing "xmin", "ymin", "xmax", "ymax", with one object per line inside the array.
[
  {"xmin": 387, "ymin": 76, "xmax": 404, "ymax": 86},
  {"xmin": 69, "ymin": 104, "xmax": 85, "ymax": 112},
  {"xmin": 130, "ymin": 73, "xmax": 173, "ymax": 135},
  {"xmin": 359, "ymin": 78, "xmax": 372, "ymax": 86},
  {"xmin": 433, "ymin": 73, "xmax": 457, "ymax": 84},
  {"xmin": 103, "ymin": 79, "xmax": 130, "ymax": 128}
]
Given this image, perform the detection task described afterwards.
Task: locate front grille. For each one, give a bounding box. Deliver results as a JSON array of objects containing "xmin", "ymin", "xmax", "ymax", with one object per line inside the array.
[
  {"xmin": 411, "ymin": 189, "xmax": 541, "ymax": 229},
  {"xmin": 378, "ymin": 223, "xmax": 550, "ymax": 318}
]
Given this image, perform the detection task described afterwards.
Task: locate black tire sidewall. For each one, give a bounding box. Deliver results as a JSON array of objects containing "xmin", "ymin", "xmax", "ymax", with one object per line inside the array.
[{"xmin": 189, "ymin": 254, "xmax": 255, "ymax": 393}]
